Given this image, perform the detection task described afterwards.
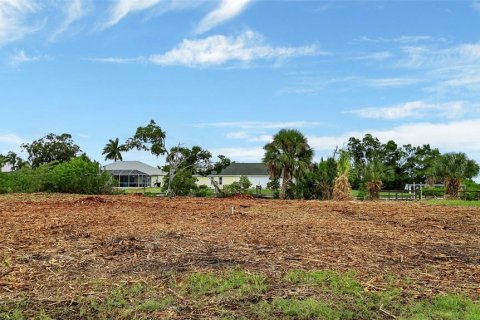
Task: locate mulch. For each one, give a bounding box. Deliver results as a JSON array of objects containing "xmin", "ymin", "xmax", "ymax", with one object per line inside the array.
[{"xmin": 0, "ymin": 194, "xmax": 479, "ymax": 303}]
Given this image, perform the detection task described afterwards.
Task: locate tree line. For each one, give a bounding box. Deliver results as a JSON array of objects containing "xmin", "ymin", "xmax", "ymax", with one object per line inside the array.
[
  {"xmin": 1, "ymin": 123, "xmax": 479, "ymax": 198},
  {"xmin": 262, "ymin": 129, "xmax": 479, "ymax": 200}
]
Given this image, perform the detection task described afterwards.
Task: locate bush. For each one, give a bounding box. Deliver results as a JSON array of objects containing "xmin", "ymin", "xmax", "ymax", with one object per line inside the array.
[
  {"xmin": 48, "ymin": 157, "xmax": 114, "ymax": 194},
  {"xmin": 193, "ymin": 185, "xmax": 213, "ymax": 197},
  {"xmin": 0, "ymin": 157, "xmax": 113, "ymax": 195},
  {"xmin": 239, "ymin": 175, "xmax": 252, "ymax": 190},
  {"xmin": 223, "ymin": 181, "xmax": 242, "ymax": 195},
  {"xmin": 0, "ymin": 165, "xmax": 51, "ymax": 194}
]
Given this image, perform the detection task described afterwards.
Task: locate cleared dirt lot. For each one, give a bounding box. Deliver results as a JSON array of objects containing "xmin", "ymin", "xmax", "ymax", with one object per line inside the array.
[{"xmin": 0, "ymin": 194, "xmax": 479, "ymax": 318}]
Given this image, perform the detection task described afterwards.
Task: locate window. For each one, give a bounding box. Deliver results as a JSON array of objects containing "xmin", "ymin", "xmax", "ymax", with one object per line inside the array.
[{"xmin": 219, "ymin": 177, "xmax": 223, "ymax": 185}]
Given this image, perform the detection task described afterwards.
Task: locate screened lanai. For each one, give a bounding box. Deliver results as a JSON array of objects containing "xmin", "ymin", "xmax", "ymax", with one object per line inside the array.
[
  {"xmin": 103, "ymin": 161, "xmax": 165, "ymax": 188},
  {"xmin": 108, "ymin": 169, "xmax": 152, "ymax": 187}
]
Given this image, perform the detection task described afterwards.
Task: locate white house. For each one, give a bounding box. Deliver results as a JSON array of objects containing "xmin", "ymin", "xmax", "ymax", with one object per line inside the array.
[
  {"xmin": 0, "ymin": 164, "xmax": 12, "ymax": 173},
  {"xmin": 103, "ymin": 161, "xmax": 164, "ymax": 188},
  {"xmin": 196, "ymin": 163, "xmax": 270, "ymax": 189}
]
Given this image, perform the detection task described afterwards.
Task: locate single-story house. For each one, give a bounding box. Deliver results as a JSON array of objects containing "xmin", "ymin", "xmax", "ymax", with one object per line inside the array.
[
  {"xmin": 103, "ymin": 161, "xmax": 164, "ymax": 188},
  {"xmin": 196, "ymin": 163, "xmax": 270, "ymax": 189},
  {"xmin": 0, "ymin": 164, "xmax": 12, "ymax": 173}
]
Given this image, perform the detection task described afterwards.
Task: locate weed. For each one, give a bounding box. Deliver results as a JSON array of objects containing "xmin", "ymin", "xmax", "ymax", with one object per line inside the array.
[{"xmin": 184, "ymin": 270, "xmax": 267, "ymax": 297}]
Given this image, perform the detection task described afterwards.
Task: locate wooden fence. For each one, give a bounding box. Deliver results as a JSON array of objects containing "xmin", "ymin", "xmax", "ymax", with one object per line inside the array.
[{"xmin": 356, "ymin": 189, "xmax": 480, "ymax": 201}]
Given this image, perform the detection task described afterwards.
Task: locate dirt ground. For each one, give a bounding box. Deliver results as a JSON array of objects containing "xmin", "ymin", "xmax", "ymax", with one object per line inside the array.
[{"xmin": 1, "ymin": 194, "xmax": 479, "ymax": 305}]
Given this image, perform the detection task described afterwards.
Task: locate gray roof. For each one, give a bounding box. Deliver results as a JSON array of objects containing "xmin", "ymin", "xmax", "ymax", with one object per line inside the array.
[
  {"xmin": 216, "ymin": 163, "xmax": 269, "ymax": 176},
  {"xmin": 103, "ymin": 161, "xmax": 164, "ymax": 176}
]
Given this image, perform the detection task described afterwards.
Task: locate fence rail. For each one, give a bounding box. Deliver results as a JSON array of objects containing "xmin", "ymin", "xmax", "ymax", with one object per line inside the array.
[{"xmin": 357, "ymin": 189, "xmax": 480, "ymax": 201}]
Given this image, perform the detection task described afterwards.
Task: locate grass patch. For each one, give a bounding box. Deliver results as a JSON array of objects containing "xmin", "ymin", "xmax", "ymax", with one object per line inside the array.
[
  {"xmin": 183, "ymin": 269, "xmax": 267, "ymax": 297},
  {"xmin": 253, "ymin": 298, "xmax": 341, "ymax": 320},
  {"xmin": 2, "ymin": 269, "xmax": 479, "ymax": 319},
  {"xmin": 285, "ymin": 269, "xmax": 362, "ymax": 295},
  {"xmin": 403, "ymin": 294, "xmax": 480, "ymax": 320},
  {"xmin": 121, "ymin": 187, "xmax": 164, "ymax": 194},
  {"xmin": 137, "ymin": 297, "xmax": 175, "ymax": 312},
  {"xmin": 424, "ymin": 200, "xmax": 480, "ymax": 207}
]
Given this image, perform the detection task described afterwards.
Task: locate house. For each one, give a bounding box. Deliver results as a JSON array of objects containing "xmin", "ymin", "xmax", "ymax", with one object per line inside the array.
[
  {"xmin": 103, "ymin": 161, "xmax": 165, "ymax": 188},
  {"xmin": 196, "ymin": 163, "xmax": 270, "ymax": 189},
  {"xmin": 0, "ymin": 164, "xmax": 12, "ymax": 173}
]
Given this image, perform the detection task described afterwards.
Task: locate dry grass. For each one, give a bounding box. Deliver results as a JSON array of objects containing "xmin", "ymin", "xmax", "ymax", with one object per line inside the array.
[
  {"xmin": 332, "ymin": 174, "xmax": 353, "ymax": 201},
  {"xmin": 0, "ymin": 194, "xmax": 479, "ymax": 318}
]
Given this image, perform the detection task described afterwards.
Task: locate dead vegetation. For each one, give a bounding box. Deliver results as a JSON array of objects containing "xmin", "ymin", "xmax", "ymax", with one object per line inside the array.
[{"xmin": 0, "ymin": 194, "xmax": 479, "ymax": 318}]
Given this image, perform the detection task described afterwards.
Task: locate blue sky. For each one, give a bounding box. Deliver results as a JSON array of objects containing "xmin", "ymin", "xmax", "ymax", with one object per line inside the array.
[{"xmin": 1, "ymin": 0, "xmax": 480, "ymax": 167}]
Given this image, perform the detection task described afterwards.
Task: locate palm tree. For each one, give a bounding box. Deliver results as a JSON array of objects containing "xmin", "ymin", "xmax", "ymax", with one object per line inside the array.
[
  {"xmin": 333, "ymin": 150, "xmax": 353, "ymax": 201},
  {"xmin": 433, "ymin": 152, "xmax": 479, "ymax": 199},
  {"xmin": 263, "ymin": 129, "xmax": 313, "ymax": 200},
  {"xmin": 363, "ymin": 158, "xmax": 392, "ymax": 200},
  {"xmin": 103, "ymin": 138, "xmax": 126, "ymax": 162},
  {"xmin": 4, "ymin": 151, "xmax": 25, "ymax": 171}
]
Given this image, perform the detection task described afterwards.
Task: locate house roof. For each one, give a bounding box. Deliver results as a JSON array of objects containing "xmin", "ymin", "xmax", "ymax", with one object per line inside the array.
[
  {"xmin": 103, "ymin": 161, "xmax": 164, "ymax": 176},
  {"xmin": 216, "ymin": 163, "xmax": 269, "ymax": 176}
]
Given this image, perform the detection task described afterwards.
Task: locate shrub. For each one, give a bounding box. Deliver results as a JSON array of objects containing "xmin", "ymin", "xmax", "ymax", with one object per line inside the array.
[
  {"xmin": 0, "ymin": 157, "xmax": 113, "ymax": 195},
  {"xmin": 193, "ymin": 185, "xmax": 213, "ymax": 197},
  {"xmin": 48, "ymin": 157, "xmax": 114, "ymax": 194}
]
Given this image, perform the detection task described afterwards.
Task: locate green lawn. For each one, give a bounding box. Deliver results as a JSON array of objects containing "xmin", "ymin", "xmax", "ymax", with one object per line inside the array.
[
  {"xmin": 120, "ymin": 187, "xmax": 164, "ymax": 194},
  {"xmin": 424, "ymin": 199, "xmax": 480, "ymax": 207}
]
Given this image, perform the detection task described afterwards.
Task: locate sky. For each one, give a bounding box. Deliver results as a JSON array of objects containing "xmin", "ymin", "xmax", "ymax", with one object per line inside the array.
[{"xmin": 1, "ymin": 0, "xmax": 480, "ymax": 168}]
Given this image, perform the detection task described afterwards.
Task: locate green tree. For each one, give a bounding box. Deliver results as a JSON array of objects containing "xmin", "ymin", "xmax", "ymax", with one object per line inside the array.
[
  {"xmin": 316, "ymin": 157, "xmax": 337, "ymax": 200},
  {"xmin": 3, "ymin": 151, "xmax": 27, "ymax": 171},
  {"xmin": 126, "ymin": 120, "xmax": 167, "ymax": 157},
  {"xmin": 263, "ymin": 129, "xmax": 313, "ymax": 200},
  {"xmin": 239, "ymin": 175, "xmax": 252, "ymax": 191},
  {"xmin": 433, "ymin": 152, "xmax": 480, "ymax": 199},
  {"xmin": 102, "ymin": 138, "xmax": 126, "ymax": 162},
  {"xmin": 21, "ymin": 133, "xmax": 81, "ymax": 168},
  {"xmin": 47, "ymin": 156, "xmax": 114, "ymax": 194},
  {"xmin": 126, "ymin": 120, "xmax": 230, "ymax": 196},
  {"xmin": 363, "ymin": 158, "xmax": 392, "ymax": 200},
  {"xmin": 348, "ymin": 134, "xmax": 440, "ymax": 189},
  {"xmin": 162, "ymin": 146, "xmax": 230, "ymax": 196}
]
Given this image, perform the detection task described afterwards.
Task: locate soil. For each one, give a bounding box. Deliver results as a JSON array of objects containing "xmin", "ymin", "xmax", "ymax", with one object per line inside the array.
[{"xmin": 0, "ymin": 193, "xmax": 479, "ymax": 303}]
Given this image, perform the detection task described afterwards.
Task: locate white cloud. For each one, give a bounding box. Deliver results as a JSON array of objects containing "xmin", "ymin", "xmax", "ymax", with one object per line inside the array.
[
  {"xmin": 0, "ymin": 0, "xmax": 40, "ymax": 45},
  {"xmin": 209, "ymin": 119, "xmax": 480, "ymax": 163},
  {"xmin": 9, "ymin": 50, "xmax": 46, "ymax": 66},
  {"xmin": 350, "ymin": 51, "xmax": 392, "ymax": 60},
  {"xmin": 211, "ymin": 147, "xmax": 264, "ymax": 162},
  {"xmin": 309, "ymin": 119, "xmax": 480, "ymax": 157},
  {"xmin": 103, "ymin": 0, "xmax": 163, "ymax": 29},
  {"xmin": 359, "ymin": 35, "xmax": 438, "ymax": 44},
  {"xmin": 149, "ymin": 30, "xmax": 320, "ymax": 68},
  {"xmin": 195, "ymin": 0, "xmax": 252, "ymax": 34},
  {"xmin": 85, "ymin": 56, "xmax": 146, "ymax": 64},
  {"xmin": 0, "ymin": 133, "xmax": 23, "ymax": 146},
  {"xmin": 345, "ymin": 101, "xmax": 468, "ymax": 120},
  {"xmin": 472, "ymin": 1, "xmax": 480, "ymax": 12},
  {"xmin": 363, "ymin": 77, "xmax": 418, "ymax": 87},
  {"xmin": 398, "ymin": 44, "xmax": 480, "ymax": 69},
  {"xmin": 396, "ymin": 43, "xmax": 480, "ymax": 94},
  {"xmin": 50, "ymin": 0, "xmax": 85, "ymax": 41},
  {"xmin": 226, "ymin": 131, "xmax": 272, "ymax": 143},
  {"xmin": 199, "ymin": 121, "xmax": 323, "ymax": 130}
]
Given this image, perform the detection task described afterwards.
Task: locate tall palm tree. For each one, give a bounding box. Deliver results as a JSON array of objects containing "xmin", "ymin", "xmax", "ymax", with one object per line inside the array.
[
  {"xmin": 333, "ymin": 150, "xmax": 353, "ymax": 201},
  {"xmin": 433, "ymin": 152, "xmax": 479, "ymax": 199},
  {"xmin": 263, "ymin": 129, "xmax": 313, "ymax": 200},
  {"xmin": 4, "ymin": 151, "xmax": 25, "ymax": 171},
  {"xmin": 103, "ymin": 138, "xmax": 126, "ymax": 162}
]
